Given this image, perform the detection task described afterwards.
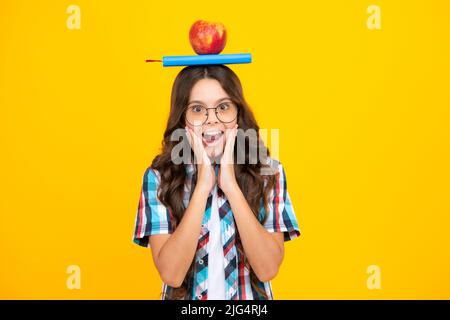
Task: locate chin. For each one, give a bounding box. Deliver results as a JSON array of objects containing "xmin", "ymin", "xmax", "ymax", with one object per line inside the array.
[{"xmin": 206, "ymin": 146, "xmax": 224, "ymax": 162}]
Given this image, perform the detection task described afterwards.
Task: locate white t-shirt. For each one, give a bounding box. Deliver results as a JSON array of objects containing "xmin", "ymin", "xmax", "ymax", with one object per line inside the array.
[{"xmin": 207, "ymin": 184, "xmax": 226, "ymax": 299}]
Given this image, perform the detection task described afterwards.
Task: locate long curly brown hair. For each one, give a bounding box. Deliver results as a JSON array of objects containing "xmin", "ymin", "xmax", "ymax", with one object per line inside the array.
[{"xmin": 151, "ymin": 64, "xmax": 276, "ymax": 299}]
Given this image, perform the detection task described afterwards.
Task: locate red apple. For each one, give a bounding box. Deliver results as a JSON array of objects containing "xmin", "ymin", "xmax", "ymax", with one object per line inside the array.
[{"xmin": 189, "ymin": 20, "xmax": 227, "ymax": 55}]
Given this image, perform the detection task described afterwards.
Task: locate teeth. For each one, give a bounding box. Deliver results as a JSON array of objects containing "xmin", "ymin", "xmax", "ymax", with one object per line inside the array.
[
  {"xmin": 203, "ymin": 131, "xmax": 223, "ymax": 137},
  {"xmin": 204, "ymin": 130, "xmax": 222, "ymax": 135}
]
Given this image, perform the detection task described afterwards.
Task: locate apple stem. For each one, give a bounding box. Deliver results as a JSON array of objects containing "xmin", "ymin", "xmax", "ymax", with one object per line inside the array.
[{"xmin": 145, "ymin": 59, "xmax": 162, "ymax": 63}]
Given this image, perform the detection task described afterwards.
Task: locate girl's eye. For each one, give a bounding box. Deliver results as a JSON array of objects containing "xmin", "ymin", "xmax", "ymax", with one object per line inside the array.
[
  {"xmin": 191, "ymin": 105, "xmax": 204, "ymax": 113},
  {"xmin": 218, "ymin": 103, "xmax": 230, "ymax": 111}
]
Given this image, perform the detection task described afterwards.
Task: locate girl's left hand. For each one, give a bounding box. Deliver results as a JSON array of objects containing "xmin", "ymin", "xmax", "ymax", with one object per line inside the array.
[{"xmin": 218, "ymin": 124, "xmax": 239, "ymax": 195}]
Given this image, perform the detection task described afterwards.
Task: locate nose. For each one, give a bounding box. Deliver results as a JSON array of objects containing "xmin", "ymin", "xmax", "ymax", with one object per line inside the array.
[{"xmin": 205, "ymin": 108, "xmax": 220, "ymax": 124}]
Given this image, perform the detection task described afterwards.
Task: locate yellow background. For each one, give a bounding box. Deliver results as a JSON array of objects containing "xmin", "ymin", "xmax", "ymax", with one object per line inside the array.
[{"xmin": 1, "ymin": 0, "xmax": 449, "ymax": 299}]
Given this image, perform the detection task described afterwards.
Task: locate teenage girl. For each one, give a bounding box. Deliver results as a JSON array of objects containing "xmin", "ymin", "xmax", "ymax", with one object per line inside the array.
[{"xmin": 133, "ymin": 65, "xmax": 300, "ymax": 300}]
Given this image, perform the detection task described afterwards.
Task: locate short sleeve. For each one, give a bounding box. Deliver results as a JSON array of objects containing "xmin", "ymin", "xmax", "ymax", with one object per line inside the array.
[
  {"xmin": 262, "ymin": 160, "xmax": 301, "ymax": 241},
  {"xmin": 132, "ymin": 167, "xmax": 174, "ymax": 248}
]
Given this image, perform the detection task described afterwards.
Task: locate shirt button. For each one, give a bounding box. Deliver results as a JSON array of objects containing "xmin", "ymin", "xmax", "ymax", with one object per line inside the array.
[{"xmin": 198, "ymin": 259, "xmax": 204, "ymax": 265}]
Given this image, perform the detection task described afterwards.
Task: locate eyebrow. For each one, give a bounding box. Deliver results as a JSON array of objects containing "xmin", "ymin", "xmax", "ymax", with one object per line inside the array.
[{"xmin": 187, "ymin": 97, "xmax": 232, "ymax": 105}]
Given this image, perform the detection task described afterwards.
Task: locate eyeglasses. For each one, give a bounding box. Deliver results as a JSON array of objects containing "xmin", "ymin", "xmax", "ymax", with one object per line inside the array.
[{"xmin": 185, "ymin": 100, "xmax": 239, "ymax": 126}]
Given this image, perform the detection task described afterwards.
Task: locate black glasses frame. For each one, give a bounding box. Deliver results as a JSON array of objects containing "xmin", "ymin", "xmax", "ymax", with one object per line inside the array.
[{"xmin": 184, "ymin": 103, "xmax": 239, "ymax": 126}]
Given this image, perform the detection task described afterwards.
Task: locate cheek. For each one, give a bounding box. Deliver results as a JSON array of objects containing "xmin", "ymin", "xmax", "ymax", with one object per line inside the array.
[
  {"xmin": 186, "ymin": 123, "xmax": 194, "ymax": 130},
  {"xmin": 224, "ymin": 120, "xmax": 237, "ymax": 129},
  {"xmin": 223, "ymin": 121, "xmax": 238, "ymax": 142}
]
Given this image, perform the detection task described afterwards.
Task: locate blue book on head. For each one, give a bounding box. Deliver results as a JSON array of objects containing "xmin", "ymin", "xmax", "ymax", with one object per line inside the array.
[{"xmin": 161, "ymin": 53, "xmax": 252, "ymax": 67}]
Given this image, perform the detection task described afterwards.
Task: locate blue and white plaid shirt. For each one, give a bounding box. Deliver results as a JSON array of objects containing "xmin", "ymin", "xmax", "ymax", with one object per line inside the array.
[{"xmin": 133, "ymin": 157, "xmax": 300, "ymax": 300}]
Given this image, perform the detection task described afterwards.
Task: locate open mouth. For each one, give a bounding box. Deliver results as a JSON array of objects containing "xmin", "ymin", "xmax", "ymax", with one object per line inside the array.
[{"xmin": 202, "ymin": 130, "xmax": 224, "ymax": 147}]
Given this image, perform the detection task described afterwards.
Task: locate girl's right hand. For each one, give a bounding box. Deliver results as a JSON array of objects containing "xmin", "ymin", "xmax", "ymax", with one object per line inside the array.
[{"xmin": 185, "ymin": 126, "xmax": 215, "ymax": 196}]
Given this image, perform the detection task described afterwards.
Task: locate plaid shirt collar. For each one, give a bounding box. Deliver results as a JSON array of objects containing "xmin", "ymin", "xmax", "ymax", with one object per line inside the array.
[{"xmin": 185, "ymin": 163, "xmax": 195, "ymax": 175}]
